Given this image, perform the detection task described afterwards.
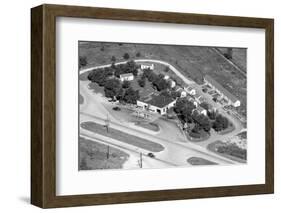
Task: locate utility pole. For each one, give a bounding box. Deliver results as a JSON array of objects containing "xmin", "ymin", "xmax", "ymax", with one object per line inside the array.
[
  {"xmin": 105, "ymin": 114, "xmax": 110, "ymax": 133},
  {"xmin": 139, "ymin": 152, "xmax": 143, "ymax": 168},
  {"xmin": 106, "ymin": 145, "xmax": 110, "ymax": 159},
  {"xmin": 138, "ymin": 152, "xmax": 142, "ymax": 168},
  {"xmin": 227, "ymin": 48, "xmax": 233, "ymax": 59}
]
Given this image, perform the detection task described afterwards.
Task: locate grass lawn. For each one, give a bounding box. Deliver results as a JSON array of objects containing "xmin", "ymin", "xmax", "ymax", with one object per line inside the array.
[
  {"xmin": 81, "ymin": 121, "xmax": 164, "ymax": 152},
  {"xmin": 79, "ymin": 137, "xmax": 129, "ymax": 170},
  {"xmin": 187, "ymin": 157, "xmax": 217, "ymax": 166},
  {"xmin": 130, "ymin": 76, "xmax": 155, "ymax": 98},
  {"xmin": 207, "ymin": 141, "xmax": 247, "ymax": 163},
  {"xmin": 216, "ymin": 48, "xmax": 247, "ymax": 72}
]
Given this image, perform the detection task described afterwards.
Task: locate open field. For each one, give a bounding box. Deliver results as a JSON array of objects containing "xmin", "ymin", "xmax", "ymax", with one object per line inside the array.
[
  {"xmin": 79, "ymin": 137, "xmax": 129, "ymax": 170},
  {"xmin": 216, "ymin": 48, "xmax": 247, "ymax": 72},
  {"xmin": 207, "ymin": 141, "xmax": 247, "ymax": 163},
  {"xmin": 187, "ymin": 157, "xmax": 217, "ymax": 166},
  {"xmin": 81, "ymin": 121, "xmax": 164, "ymax": 152},
  {"xmin": 79, "ymin": 42, "xmax": 247, "ymax": 117}
]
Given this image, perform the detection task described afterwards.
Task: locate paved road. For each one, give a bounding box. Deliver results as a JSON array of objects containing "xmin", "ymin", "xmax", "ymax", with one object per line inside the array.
[
  {"xmin": 80, "ymin": 103, "xmax": 237, "ymax": 166},
  {"xmin": 80, "ymin": 133, "xmax": 175, "ymax": 169},
  {"xmin": 80, "ymin": 59, "xmax": 195, "ymax": 85}
]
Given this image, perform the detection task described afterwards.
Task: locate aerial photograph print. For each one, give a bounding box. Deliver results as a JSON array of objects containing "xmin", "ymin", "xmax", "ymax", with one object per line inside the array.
[{"xmin": 78, "ymin": 41, "xmax": 247, "ymax": 171}]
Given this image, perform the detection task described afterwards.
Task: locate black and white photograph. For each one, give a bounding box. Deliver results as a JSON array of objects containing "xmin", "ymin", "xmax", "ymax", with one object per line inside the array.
[{"xmin": 78, "ymin": 41, "xmax": 247, "ymax": 171}]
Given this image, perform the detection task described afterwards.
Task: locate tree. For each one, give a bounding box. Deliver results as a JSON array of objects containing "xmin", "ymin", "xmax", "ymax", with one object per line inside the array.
[
  {"xmin": 164, "ymin": 66, "xmax": 170, "ymax": 72},
  {"xmin": 192, "ymin": 113, "xmax": 211, "ymax": 132},
  {"xmin": 208, "ymin": 110, "xmax": 217, "ymax": 120},
  {"xmin": 79, "ymin": 56, "xmax": 88, "ymax": 68},
  {"xmin": 123, "ymin": 53, "xmax": 130, "ymax": 60},
  {"xmin": 136, "ymin": 52, "xmax": 141, "ymax": 57},
  {"xmin": 123, "ymin": 87, "xmax": 139, "ymax": 104},
  {"xmin": 104, "ymin": 79, "xmax": 122, "ymax": 99},
  {"xmin": 153, "ymin": 76, "xmax": 169, "ymax": 91},
  {"xmin": 88, "ymin": 67, "xmax": 114, "ymax": 86},
  {"xmin": 122, "ymin": 80, "xmax": 131, "ymax": 89},
  {"xmin": 212, "ymin": 114, "xmax": 229, "ymax": 131},
  {"xmin": 138, "ymin": 78, "xmax": 146, "ymax": 87},
  {"xmin": 111, "ymin": 56, "xmax": 116, "ymax": 62},
  {"xmin": 174, "ymin": 98, "xmax": 196, "ymax": 123}
]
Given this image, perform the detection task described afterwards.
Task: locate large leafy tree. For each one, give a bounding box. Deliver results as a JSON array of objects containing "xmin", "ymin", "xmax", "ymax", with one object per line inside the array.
[
  {"xmin": 122, "ymin": 87, "xmax": 140, "ymax": 104},
  {"xmin": 79, "ymin": 56, "xmax": 88, "ymax": 68},
  {"xmin": 104, "ymin": 79, "xmax": 122, "ymax": 99}
]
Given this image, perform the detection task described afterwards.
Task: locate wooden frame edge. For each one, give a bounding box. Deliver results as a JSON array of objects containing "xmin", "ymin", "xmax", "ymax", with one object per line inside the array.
[{"xmin": 31, "ymin": 4, "xmax": 274, "ymax": 208}]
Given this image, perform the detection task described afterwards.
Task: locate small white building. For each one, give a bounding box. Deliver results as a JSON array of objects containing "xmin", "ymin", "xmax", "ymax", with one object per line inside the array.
[
  {"xmin": 178, "ymin": 88, "xmax": 187, "ymax": 98},
  {"xmin": 168, "ymin": 79, "xmax": 176, "ymax": 88},
  {"xmin": 137, "ymin": 94, "xmax": 176, "ymax": 115},
  {"xmin": 164, "ymin": 75, "xmax": 170, "ymax": 80},
  {"xmin": 119, "ymin": 73, "xmax": 134, "ymax": 81},
  {"xmin": 187, "ymin": 96, "xmax": 198, "ymax": 107},
  {"xmin": 140, "ymin": 64, "xmax": 154, "ymax": 70},
  {"xmin": 185, "ymin": 86, "xmax": 196, "ymax": 96}
]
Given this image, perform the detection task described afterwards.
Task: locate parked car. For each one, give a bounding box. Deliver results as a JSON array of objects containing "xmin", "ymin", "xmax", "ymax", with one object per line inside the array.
[
  {"xmin": 147, "ymin": 153, "xmax": 155, "ymax": 158},
  {"xmin": 112, "ymin": 106, "xmax": 121, "ymax": 111},
  {"xmin": 202, "ymin": 88, "xmax": 208, "ymax": 93}
]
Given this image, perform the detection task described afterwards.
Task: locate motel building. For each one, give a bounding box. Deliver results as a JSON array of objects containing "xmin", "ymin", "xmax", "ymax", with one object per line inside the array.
[
  {"xmin": 140, "ymin": 63, "xmax": 154, "ymax": 70},
  {"xmin": 119, "ymin": 73, "xmax": 134, "ymax": 82},
  {"xmin": 137, "ymin": 94, "xmax": 176, "ymax": 115},
  {"xmin": 204, "ymin": 75, "xmax": 241, "ymax": 107}
]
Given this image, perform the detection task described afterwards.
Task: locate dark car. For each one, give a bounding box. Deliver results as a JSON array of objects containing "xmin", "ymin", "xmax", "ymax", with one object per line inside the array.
[
  {"xmin": 147, "ymin": 153, "xmax": 155, "ymax": 158},
  {"xmin": 112, "ymin": 106, "xmax": 121, "ymax": 111}
]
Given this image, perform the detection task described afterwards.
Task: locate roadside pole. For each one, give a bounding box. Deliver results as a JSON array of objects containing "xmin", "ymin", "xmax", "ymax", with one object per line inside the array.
[
  {"xmin": 107, "ymin": 145, "xmax": 110, "ymax": 159},
  {"xmin": 140, "ymin": 152, "xmax": 143, "ymax": 168}
]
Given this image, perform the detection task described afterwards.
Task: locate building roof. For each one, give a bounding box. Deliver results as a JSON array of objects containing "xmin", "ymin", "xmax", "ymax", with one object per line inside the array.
[
  {"xmin": 204, "ymin": 75, "xmax": 239, "ymax": 103},
  {"xmin": 196, "ymin": 106, "xmax": 206, "ymax": 113},
  {"xmin": 139, "ymin": 94, "xmax": 175, "ymax": 108},
  {"xmin": 120, "ymin": 73, "xmax": 133, "ymax": 78}
]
